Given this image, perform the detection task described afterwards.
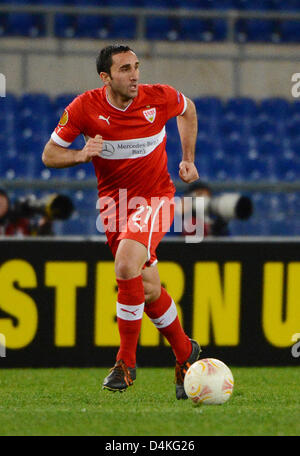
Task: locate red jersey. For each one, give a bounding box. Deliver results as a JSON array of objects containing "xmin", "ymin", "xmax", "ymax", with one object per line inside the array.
[{"xmin": 51, "ymin": 84, "xmax": 187, "ymax": 202}]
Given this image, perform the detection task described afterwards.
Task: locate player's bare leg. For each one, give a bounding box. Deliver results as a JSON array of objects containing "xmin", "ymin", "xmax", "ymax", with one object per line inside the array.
[
  {"xmin": 142, "ymin": 265, "xmax": 201, "ymax": 399},
  {"xmin": 103, "ymin": 239, "xmax": 147, "ymax": 392}
]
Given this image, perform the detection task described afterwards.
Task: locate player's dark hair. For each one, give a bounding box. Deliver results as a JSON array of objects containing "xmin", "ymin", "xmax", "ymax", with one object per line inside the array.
[{"xmin": 96, "ymin": 44, "xmax": 133, "ymax": 76}]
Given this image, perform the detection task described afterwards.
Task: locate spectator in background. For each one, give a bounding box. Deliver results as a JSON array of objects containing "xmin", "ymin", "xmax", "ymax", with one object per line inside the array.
[
  {"xmin": 0, "ymin": 188, "xmax": 59, "ymax": 236},
  {"xmin": 179, "ymin": 181, "xmax": 230, "ymax": 237}
]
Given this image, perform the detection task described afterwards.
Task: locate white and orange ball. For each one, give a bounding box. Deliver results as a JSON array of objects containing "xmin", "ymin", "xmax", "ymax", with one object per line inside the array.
[{"xmin": 183, "ymin": 358, "xmax": 234, "ymax": 405}]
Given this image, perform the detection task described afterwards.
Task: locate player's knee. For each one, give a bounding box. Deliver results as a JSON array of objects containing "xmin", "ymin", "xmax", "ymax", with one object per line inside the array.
[
  {"xmin": 115, "ymin": 258, "xmax": 140, "ymax": 280},
  {"xmin": 144, "ymin": 282, "xmax": 161, "ymax": 304}
]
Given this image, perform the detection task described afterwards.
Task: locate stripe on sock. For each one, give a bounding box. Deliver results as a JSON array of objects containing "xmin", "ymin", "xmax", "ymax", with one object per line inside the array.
[
  {"xmin": 117, "ymin": 302, "xmax": 145, "ymax": 321},
  {"xmin": 150, "ymin": 299, "xmax": 177, "ymax": 329}
]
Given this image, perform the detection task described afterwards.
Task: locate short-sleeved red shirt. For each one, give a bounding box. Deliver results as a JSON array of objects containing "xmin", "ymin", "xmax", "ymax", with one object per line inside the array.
[{"xmin": 51, "ymin": 84, "xmax": 187, "ymax": 203}]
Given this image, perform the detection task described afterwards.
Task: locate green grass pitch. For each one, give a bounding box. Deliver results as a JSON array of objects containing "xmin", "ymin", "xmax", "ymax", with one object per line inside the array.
[{"xmin": 0, "ymin": 367, "xmax": 299, "ymax": 436}]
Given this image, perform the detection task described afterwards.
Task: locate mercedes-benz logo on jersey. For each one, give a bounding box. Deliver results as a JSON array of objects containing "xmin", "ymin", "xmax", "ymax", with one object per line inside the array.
[{"xmin": 101, "ymin": 142, "xmax": 115, "ymax": 157}]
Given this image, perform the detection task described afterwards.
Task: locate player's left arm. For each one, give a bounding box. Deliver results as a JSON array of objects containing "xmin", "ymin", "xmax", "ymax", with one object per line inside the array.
[{"xmin": 176, "ymin": 97, "xmax": 199, "ymax": 184}]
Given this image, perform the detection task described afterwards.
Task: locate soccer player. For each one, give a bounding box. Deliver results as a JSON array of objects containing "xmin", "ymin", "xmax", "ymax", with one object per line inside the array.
[{"xmin": 42, "ymin": 44, "xmax": 201, "ymax": 399}]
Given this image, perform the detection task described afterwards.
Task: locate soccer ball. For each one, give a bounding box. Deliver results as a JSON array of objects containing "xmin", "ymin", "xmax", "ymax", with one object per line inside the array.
[{"xmin": 183, "ymin": 358, "xmax": 234, "ymax": 405}]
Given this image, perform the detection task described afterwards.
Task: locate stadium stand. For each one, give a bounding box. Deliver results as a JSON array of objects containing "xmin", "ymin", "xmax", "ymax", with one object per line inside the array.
[
  {"xmin": 1, "ymin": 93, "xmax": 299, "ymax": 235},
  {"xmin": 0, "ymin": 1, "xmax": 299, "ymax": 236},
  {"xmin": 0, "ymin": 1, "xmax": 300, "ymax": 42}
]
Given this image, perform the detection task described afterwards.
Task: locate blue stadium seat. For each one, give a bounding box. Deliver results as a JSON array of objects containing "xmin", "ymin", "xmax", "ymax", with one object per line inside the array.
[
  {"xmin": 1, "ymin": 0, "xmax": 38, "ymax": 4},
  {"xmin": 279, "ymin": 20, "xmax": 300, "ymax": 43},
  {"xmin": 222, "ymin": 137, "xmax": 251, "ymax": 158},
  {"xmin": 0, "ymin": 13, "xmax": 8, "ymax": 37},
  {"xmin": 286, "ymin": 117, "xmax": 300, "ymax": 138},
  {"xmin": 107, "ymin": 16, "xmax": 137, "ymax": 39},
  {"xmin": 182, "ymin": 0, "xmax": 214, "ymax": 8},
  {"xmin": 38, "ymin": 0, "xmax": 74, "ymax": 4},
  {"xmin": 179, "ymin": 18, "xmax": 216, "ymax": 42},
  {"xmin": 146, "ymin": 17, "xmax": 180, "ymax": 41},
  {"xmin": 259, "ymin": 98, "xmax": 290, "ymax": 119},
  {"xmin": 212, "ymin": 0, "xmax": 235, "ymax": 9},
  {"xmin": 75, "ymin": 15, "xmax": 109, "ymax": 39},
  {"xmin": 234, "ymin": 0, "xmax": 276, "ymax": 10},
  {"xmin": 6, "ymin": 13, "xmax": 45, "ymax": 37},
  {"xmin": 2, "ymin": 154, "xmax": 34, "ymax": 179},
  {"xmin": 141, "ymin": 0, "xmax": 175, "ymax": 8},
  {"xmin": 54, "ymin": 94, "xmax": 77, "ymax": 116},
  {"xmin": 275, "ymin": 157, "xmax": 300, "ymax": 181},
  {"xmin": 257, "ymin": 137, "xmax": 281, "ymax": 158},
  {"xmin": 224, "ymin": 97, "xmax": 258, "ymax": 118},
  {"xmin": 290, "ymin": 100, "xmax": 300, "ymax": 117},
  {"xmin": 241, "ymin": 157, "xmax": 270, "ymax": 181},
  {"xmin": 210, "ymin": 156, "xmax": 237, "ymax": 181},
  {"xmin": 106, "ymin": 0, "xmax": 142, "ymax": 6},
  {"xmin": 235, "ymin": 19, "xmax": 276, "ymax": 42},
  {"xmin": 68, "ymin": 163, "xmax": 95, "ymax": 180},
  {"xmin": 219, "ymin": 117, "xmax": 247, "ymax": 138},
  {"xmin": 55, "ymin": 14, "xmax": 77, "ymax": 38},
  {"xmin": 253, "ymin": 117, "xmax": 279, "ymax": 138},
  {"xmin": 73, "ymin": 0, "xmax": 104, "ymax": 5},
  {"xmin": 213, "ymin": 19, "xmax": 228, "ymax": 40},
  {"xmin": 273, "ymin": 0, "xmax": 300, "ymax": 11},
  {"xmin": 194, "ymin": 97, "xmax": 223, "ymax": 119},
  {"xmin": 60, "ymin": 212, "xmax": 91, "ymax": 236},
  {"xmin": 0, "ymin": 93, "xmax": 18, "ymax": 112}
]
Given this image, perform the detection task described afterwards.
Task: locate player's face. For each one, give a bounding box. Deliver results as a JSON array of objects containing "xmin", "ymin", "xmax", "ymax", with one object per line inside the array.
[{"xmin": 108, "ymin": 51, "xmax": 140, "ymax": 100}]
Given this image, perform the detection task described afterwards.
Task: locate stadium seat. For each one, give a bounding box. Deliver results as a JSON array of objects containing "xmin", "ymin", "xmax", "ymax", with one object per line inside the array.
[
  {"xmin": 275, "ymin": 157, "xmax": 300, "ymax": 181},
  {"xmin": 54, "ymin": 14, "xmax": 77, "ymax": 38},
  {"xmin": 107, "ymin": 16, "xmax": 137, "ymax": 39},
  {"xmin": 106, "ymin": 0, "xmax": 142, "ymax": 6},
  {"xmin": 182, "ymin": 0, "xmax": 214, "ymax": 8},
  {"xmin": 212, "ymin": 0, "xmax": 235, "ymax": 9},
  {"xmin": 73, "ymin": 0, "xmax": 103, "ymax": 5},
  {"xmin": 234, "ymin": 0, "xmax": 276, "ymax": 10},
  {"xmin": 278, "ymin": 20, "xmax": 300, "ymax": 43},
  {"xmin": 194, "ymin": 97, "xmax": 223, "ymax": 119},
  {"xmin": 146, "ymin": 17, "xmax": 180, "ymax": 41},
  {"xmin": 1, "ymin": 0, "xmax": 38, "ymax": 4},
  {"xmin": 141, "ymin": 0, "xmax": 175, "ymax": 8},
  {"xmin": 75, "ymin": 15, "xmax": 109, "ymax": 39},
  {"xmin": 6, "ymin": 13, "xmax": 45, "ymax": 37},
  {"xmin": 224, "ymin": 97, "xmax": 258, "ymax": 118},
  {"xmin": 259, "ymin": 98, "xmax": 291, "ymax": 119},
  {"xmin": 273, "ymin": 0, "xmax": 300, "ymax": 11},
  {"xmin": 253, "ymin": 118, "xmax": 279, "ymax": 139},
  {"xmin": 235, "ymin": 19, "xmax": 276, "ymax": 42},
  {"xmin": 240, "ymin": 157, "xmax": 270, "ymax": 181},
  {"xmin": 38, "ymin": 0, "xmax": 74, "ymax": 4},
  {"xmin": 179, "ymin": 18, "xmax": 216, "ymax": 42},
  {"xmin": 210, "ymin": 155, "xmax": 238, "ymax": 181}
]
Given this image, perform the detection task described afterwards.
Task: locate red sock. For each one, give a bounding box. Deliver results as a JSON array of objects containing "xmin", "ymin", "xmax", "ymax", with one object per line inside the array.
[
  {"xmin": 144, "ymin": 287, "xmax": 192, "ymax": 364},
  {"xmin": 116, "ymin": 275, "xmax": 145, "ymax": 368}
]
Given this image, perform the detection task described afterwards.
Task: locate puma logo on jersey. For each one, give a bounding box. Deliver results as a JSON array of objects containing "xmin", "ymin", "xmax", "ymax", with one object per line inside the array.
[{"xmin": 98, "ymin": 115, "xmax": 110, "ymax": 125}]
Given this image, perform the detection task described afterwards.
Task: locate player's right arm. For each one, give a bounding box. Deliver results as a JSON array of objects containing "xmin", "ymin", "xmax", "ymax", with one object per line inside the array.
[{"xmin": 42, "ymin": 135, "xmax": 103, "ymax": 168}]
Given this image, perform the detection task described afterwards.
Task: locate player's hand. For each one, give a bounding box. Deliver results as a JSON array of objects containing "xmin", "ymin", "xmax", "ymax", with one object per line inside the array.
[
  {"xmin": 77, "ymin": 135, "xmax": 103, "ymax": 163},
  {"xmin": 179, "ymin": 161, "xmax": 199, "ymax": 183}
]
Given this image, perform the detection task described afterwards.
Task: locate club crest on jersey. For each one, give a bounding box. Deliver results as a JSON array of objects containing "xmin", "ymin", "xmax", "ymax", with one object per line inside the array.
[
  {"xmin": 59, "ymin": 109, "xmax": 68, "ymax": 126},
  {"xmin": 143, "ymin": 107, "xmax": 156, "ymax": 124}
]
